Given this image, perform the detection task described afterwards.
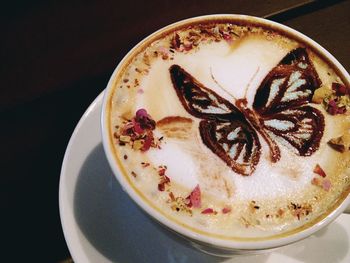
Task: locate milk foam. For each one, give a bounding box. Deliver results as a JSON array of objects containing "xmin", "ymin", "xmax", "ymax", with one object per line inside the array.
[
  {"xmin": 147, "ymin": 139, "xmax": 199, "ymax": 190},
  {"xmin": 210, "ymin": 35, "xmax": 289, "ymax": 102},
  {"xmin": 232, "ymin": 144, "xmax": 319, "ymax": 200},
  {"xmin": 137, "ymin": 34, "xmax": 317, "ymax": 202}
]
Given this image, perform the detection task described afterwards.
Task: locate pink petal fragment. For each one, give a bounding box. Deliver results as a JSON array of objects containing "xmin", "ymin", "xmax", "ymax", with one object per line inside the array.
[
  {"xmin": 136, "ymin": 108, "xmax": 148, "ymax": 119},
  {"xmin": 201, "ymin": 208, "xmax": 214, "ymax": 214},
  {"xmin": 322, "ymin": 179, "xmax": 332, "ymax": 191},
  {"xmin": 327, "ymin": 99, "xmax": 346, "ymax": 115},
  {"xmin": 141, "ymin": 134, "xmax": 153, "ymax": 151},
  {"xmin": 132, "ymin": 119, "xmax": 144, "ymax": 134},
  {"xmin": 222, "ymin": 207, "xmax": 232, "ymax": 214},
  {"xmin": 332, "ymin": 82, "xmax": 348, "ymax": 96},
  {"xmin": 189, "ymin": 185, "xmax": 201, "ymax": 208}
]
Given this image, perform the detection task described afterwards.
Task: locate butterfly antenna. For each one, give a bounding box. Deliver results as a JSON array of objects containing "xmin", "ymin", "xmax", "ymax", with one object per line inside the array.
[
  {"xmin": 210, "ymin": 67, "xmax": 237, "ymax": 101},
  {"xmin": 244, "ymin": 67, "xmax": 260, "ymax": 98}
]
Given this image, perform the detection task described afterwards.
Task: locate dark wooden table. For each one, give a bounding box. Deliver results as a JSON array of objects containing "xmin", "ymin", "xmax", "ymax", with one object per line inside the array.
[{"xmin": 1, "ymin": 0, "xmax": 349, "ymax": 262}]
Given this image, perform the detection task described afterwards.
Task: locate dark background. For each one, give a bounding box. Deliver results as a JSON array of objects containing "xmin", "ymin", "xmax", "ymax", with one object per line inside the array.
[{"xmin": 1, "ymin": 0, "xmax": 349, "ymax": 262}]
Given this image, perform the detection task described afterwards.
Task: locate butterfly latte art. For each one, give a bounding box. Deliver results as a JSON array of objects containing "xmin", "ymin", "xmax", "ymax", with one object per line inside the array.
[{"xmin": 107, "ymin": 20, "xmax": 350, "ymax": 239}]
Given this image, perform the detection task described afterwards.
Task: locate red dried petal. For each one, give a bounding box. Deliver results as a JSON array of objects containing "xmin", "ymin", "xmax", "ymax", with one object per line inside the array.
[
  {"xmin": 327, "ymin": 99, "xmax": 346, "ymax": 115},
  {"xmin": 201, "ymin": 208, "xmax": 214, "ymax": 214},
  {"xmin": 136, "ymin": 108, "xmax": 148, "ymax": 118},
  {"xmin": 158, "ymin": 168, "xmax": 166, "ymax": 176},
  {"xmin": 141, "ymin": 135, "xmax": 152, "ymax": 151},
  {"xmin": 222, "ymin": 33, "xmax": 231, "ymax": 41},
  {"xmin": 332, "ymin": 82, "xmax": 348, "ymax": 96},
  {"xmin": 313, "ymin": 164, "xmax": 326, "ymax": 177},
  {"xmin": 327, "ymin": 100, "xmax": 338, "ymax": 115},
  {"xmin": 188, "ymin": 185, "xmax": 201, "ymax": 208},
  {"xmin": 132, "ymin": 119, "xmax": 144, "ymax": 134},
  {"xmin": 185, "ymin": 196, "xmax": 192, "ymax": 208},
  {"xmin": 222, "ymin": 207, "xmax": 232, "ymax": 214},
  {"xmin": 134, "ymin": 109, "xmax": 156, "ymax": 130},
  {"xmin": 158, "ymin": 182, "xmax": 165, "ymax": 191}
]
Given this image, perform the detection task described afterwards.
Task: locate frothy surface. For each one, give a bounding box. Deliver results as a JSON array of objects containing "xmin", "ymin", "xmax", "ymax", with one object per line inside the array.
[
  {"xmin": 138, "ymin": 36, "xmax": 315, "ymax": 201},
  {"xmin": 147, "ymin": 140, "xmax": 199, "ymax": 190},
  {"xmin": 108, "ymin": 21, "xmax": 350, "ymax": 239}
]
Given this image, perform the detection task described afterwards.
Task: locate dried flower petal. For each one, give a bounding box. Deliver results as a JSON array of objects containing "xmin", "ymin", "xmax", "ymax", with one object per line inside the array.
[
  {"xmin": 320, "ymin": 83, "xmax": 349, "ymax": 115},
  {"xmin": 201, "ymin": 208, "xmax": 216, "ymax": 214},
  {"xmin": 327, "ymin": 99, "xmax": 344, "ymax": 115},
  {"xmin": 141, "ymin": 133, "xmax": 153, "ymax": 151},
  {"xmin": 332, "ymin": 82, "xmax": 348, "ymax": 96},
  {"xmin": 158, "ymin": 167, "xmax": 166, "ymax": 176},
  {"xmin": 158, "ymin": 178, "xmax": 170, "ymax": 191},
  {"xmin": 313, "ymin": 164, "xmax": 326, "ymax": 177},
  {"xmin": 311, "ymin": 177, "xmax": 332, "ymax": 192},
  {"xmin": 136, "ymin": 108, "xmax": 147, "ymax": 120},
  {"xmin": 188, "ymin": 185, "xmax": 201, "ymax": 208},
  {"xmin": 222, "ymin": 207, "xmax": 232, "ymax": 214},
  {"xmin": 157, "ymin": 166, "xmax": 170, "ymax": 191},
  {"xmin": 311, "ymin": 177, "xmax": 321, "ymax": 186},
  {"xmin": 117, "ymin": 109, "xmax": 159, "ymax": 152},
  {"xmin": 222, "ymin": 32, "xmax": 231, "ymax": 41},
  {"xmin": 322, "ymin": 179, "xmax": 332, "ymax": 191},
  {"xmin": 132, "ymin": 119, "xmax": 144, "ymax": 134},
  {"xmin": 158, "ymin": 182, "xmax": 165, "ymax": 191},
  {"xmin": 135, "ymin": 109, "xmax": 155, "ymax": 129}
]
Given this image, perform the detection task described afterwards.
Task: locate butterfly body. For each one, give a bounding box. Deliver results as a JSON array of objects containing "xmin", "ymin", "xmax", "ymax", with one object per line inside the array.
[
  {"xmin": 234, "ymin": 98, "xmax": 282, "ymax": 164},
  {"xmin": 169, "ymin": 48, "xmax": 324, "ymax": 176}
]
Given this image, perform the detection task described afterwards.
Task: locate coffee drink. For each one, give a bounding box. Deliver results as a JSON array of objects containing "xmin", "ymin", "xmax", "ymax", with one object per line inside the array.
[{"xmin": 104, "ymin": 17, "xmax": 350, "ymax": 240}]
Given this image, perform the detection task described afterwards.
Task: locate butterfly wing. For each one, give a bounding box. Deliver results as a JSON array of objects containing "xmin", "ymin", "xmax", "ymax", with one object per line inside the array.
[
  {"xmin": 253, "ymin": 48, "xmax": 324, "ymax": 156},
  {"xmin": 170, "ymin": 65, "xmax": 261, "ymax": 175},
  {"xmin": 253, "ymin": 47, "xmax": 321, "ymax": 115},
  {"xmin": 199, "ymin": 119, "xmax": 261, "ymax": 176},
  {"xmin": 169, "ymin": 64, "xmax": 240, "ymax": 120},
  {"xmin": 261, "ymin": 106, "xmax": 324, "ymax": 156}
]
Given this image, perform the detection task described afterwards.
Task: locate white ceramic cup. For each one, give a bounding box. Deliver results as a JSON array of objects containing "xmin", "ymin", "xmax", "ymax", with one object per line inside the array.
[{"xmin": 101, "ymin": 14, "xmax": 350, "ymax": 256}]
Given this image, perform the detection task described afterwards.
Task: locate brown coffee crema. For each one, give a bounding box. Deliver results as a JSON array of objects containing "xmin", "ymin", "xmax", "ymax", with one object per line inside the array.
[{"xmin": 107, "ymin": 18, "xmax": 350, "ymax": 240}]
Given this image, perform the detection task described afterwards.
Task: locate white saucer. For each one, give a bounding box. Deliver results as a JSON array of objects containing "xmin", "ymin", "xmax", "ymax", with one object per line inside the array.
[{"xmin": 59, "ymin": 92, "xmax": 350, "ymax": 263}]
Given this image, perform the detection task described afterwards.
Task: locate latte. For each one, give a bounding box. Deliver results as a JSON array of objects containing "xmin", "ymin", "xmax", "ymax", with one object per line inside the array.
[{"xmin": 105, "ymin": 18, "xmax": 350, "ymax": 240}]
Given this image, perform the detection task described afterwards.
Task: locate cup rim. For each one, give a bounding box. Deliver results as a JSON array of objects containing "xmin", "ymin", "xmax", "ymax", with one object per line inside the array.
[{"xmin": 101, "ymin": 14, "xmax": 350, "ymax": 250}]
